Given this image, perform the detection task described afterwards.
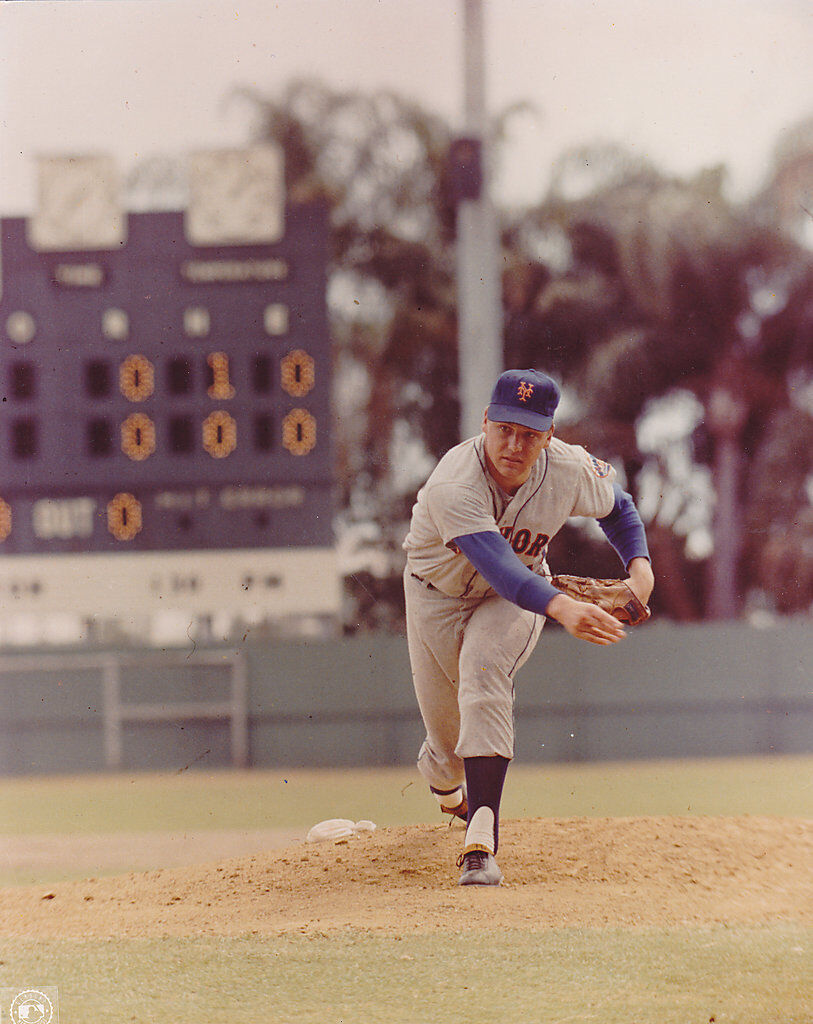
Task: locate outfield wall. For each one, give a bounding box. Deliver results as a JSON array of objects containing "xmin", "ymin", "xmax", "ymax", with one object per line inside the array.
[{"xmin": 0, "ymin": 619, "xmax": 810, "ymax": 775}]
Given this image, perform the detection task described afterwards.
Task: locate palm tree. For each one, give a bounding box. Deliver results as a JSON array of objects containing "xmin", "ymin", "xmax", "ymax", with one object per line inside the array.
[{"xmin": 507, "ymin": 137, "xmax": 812, "ymax": 618}]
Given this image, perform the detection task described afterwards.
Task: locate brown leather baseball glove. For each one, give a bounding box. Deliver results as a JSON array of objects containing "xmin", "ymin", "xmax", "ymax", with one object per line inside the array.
[{"xmin": 549, "ymin": 574, "xmax": 651, "ymax": 626}]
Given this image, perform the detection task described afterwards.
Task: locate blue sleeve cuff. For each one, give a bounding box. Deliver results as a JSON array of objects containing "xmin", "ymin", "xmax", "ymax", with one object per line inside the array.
[
  {"xmin": 598, "ymin": 483, "xmax": 650, "ymax": 568},
  {"xmin": 453, "ymin": 531, "xmax": 560, "ymax": 615}
]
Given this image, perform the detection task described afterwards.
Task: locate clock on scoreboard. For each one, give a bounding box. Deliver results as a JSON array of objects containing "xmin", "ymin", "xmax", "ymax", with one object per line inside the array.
[{"xmin": 0, "ymin": 152, "xmax": 333, "ymax": 559}]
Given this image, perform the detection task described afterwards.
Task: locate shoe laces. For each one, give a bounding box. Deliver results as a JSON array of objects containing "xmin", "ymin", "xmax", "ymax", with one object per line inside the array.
[{"xmin": 457, "ymin": 849, "xmax": 488, "ymax": 870}]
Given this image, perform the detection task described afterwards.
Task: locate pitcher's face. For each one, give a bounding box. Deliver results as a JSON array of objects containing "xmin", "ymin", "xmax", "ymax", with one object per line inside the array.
[{"xmin": 482, "ymin": 415, "xmax": 553, "ymax": 493}]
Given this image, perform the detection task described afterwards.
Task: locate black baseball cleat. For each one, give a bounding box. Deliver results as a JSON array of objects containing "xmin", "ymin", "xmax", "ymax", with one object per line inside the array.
[{"xmin": 457, "ymin": 848, "xmax": 503, "ymax": 886}]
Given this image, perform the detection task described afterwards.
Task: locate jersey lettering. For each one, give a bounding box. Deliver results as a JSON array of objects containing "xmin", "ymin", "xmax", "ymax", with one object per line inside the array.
[
  {"xmin": 511, "ymin": 528, "xmax": 531, "ymax": 553},
  {"xmin": 499, "ymin": 525, "xmax": 550, "ymax": 558},
  {"xmin": 526, "ymin": 532, "xmax": 549, "ymax": 558}
]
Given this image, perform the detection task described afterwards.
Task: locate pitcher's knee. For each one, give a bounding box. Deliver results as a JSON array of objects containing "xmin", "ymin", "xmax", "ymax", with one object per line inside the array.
[
  {"xmin": 459, "ymin": 651, "xmax": 514, "ymax": 689},
  {"xmin": 458, "ymin": 670, "xmax": 514, "ymax": 715},
  {"xmin": 457, "ymin": 696, "xmax": 514, "ymax": 759}
]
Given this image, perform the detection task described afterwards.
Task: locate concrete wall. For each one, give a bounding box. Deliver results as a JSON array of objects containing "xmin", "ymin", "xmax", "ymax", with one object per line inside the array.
[{"xmin": 0, "ymin": 619, "xmax": 810, "ymax": 775}]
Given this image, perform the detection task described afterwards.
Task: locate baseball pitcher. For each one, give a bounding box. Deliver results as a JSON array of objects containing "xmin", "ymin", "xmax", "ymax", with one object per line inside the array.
[{"xmin": 403, "ymin": 368, "xmax": 654, "ymax": 885}]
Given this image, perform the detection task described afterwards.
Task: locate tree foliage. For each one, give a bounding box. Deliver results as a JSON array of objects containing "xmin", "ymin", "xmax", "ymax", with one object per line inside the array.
[
  {"xmin": 507, "ymin": 141, "xmax": 812, "ymax": 617},
  {"xmin": 236, "ymin": 80, "xmax": 812, "ymax": 627}
]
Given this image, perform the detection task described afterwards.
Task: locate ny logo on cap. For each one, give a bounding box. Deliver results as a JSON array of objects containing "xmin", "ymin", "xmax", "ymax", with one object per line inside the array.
[{"xmin": 516, "ymin": 381, "xmax": 534, "ymax": 402}]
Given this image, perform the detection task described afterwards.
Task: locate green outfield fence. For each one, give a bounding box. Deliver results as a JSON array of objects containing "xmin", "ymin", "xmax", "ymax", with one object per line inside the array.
[{"xmin": 0, "ymin": 619, "xmax": 810, "ymax": 775}]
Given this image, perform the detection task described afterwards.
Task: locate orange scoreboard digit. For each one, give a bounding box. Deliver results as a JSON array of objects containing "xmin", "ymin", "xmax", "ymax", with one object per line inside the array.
[{"xmin": 0, "ymin": 202, "xmax": 332, "ymax": 554}]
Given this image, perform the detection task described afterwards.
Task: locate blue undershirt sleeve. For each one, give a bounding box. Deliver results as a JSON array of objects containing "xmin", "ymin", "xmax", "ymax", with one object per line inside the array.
[
  {"xmin": 598, "ymin": 483, "xmax": 650, "ymax": 568},
  {"xmin": 453, "ymin": 531, "xmax": 561, "ymax": 616}
]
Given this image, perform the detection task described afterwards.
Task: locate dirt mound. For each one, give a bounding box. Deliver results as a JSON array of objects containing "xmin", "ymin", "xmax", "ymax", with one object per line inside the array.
[
  {"xmin": 1, "ymin": 828, "xmax": 305, "ymax": 880},
  {"xmin": 1, "ymin": 816, "xmax": 810, "ymax": 938}
]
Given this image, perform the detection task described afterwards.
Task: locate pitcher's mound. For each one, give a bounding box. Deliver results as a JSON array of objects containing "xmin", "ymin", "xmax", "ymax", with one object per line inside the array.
[{"xmin": 1, "ymin": 816, "xmax": 810, "ymax": 938}]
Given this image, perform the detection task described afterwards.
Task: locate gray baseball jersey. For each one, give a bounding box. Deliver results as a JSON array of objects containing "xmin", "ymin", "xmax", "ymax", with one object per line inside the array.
[{"xmin": 404, "ymin": 433, "xmax": 617, "ymax": 593}]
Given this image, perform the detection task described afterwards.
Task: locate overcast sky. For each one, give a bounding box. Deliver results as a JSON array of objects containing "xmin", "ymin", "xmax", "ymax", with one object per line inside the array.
[{"xmin": 1, "ymin": 0, "xmax": 811, "ymax": 215}]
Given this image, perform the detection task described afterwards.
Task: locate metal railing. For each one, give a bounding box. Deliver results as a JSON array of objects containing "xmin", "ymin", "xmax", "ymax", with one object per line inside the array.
[{"xmin": 0, "ymin": 650, "xmax": 249, "ymax": 769}]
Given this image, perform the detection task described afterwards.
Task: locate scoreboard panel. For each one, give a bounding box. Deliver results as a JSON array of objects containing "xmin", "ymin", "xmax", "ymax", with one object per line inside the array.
[{"xmin": 0, "ymin": 202, "xmax": 333, "ymax": 555}]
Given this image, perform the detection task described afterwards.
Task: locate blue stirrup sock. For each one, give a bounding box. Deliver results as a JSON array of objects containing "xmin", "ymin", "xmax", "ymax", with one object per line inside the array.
[{"xmin": 463, "ymin": 755, "xmax": 510, "ymax": 854}]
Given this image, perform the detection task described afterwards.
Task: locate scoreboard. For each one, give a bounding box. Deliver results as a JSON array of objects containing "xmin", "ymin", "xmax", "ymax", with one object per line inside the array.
[
  {"xmin": 0, "ymin": 205, "xmax": 332, "ymax": 554},
  {"xmin": 0, "ymin": 151, "xmax": 339, "ymax": 627}
]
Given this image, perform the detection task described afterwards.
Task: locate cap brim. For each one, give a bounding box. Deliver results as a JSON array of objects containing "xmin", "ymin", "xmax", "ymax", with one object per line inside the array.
[{"xmin": 487, "ymin": 403, "xmax": 554, "ymax": 432}]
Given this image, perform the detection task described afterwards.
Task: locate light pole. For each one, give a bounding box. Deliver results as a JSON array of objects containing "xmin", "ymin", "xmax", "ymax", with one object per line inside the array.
[
  {"xmin": 455, "ymin": 0, "xmax": 502, "ymax": 440},
  {"xmin": 706, "ymin": 386, "xmax": 748, "ymax": 619}
]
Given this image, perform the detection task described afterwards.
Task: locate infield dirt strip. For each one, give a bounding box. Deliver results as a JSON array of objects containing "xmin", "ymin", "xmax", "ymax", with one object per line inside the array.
[{"xmin": 1, "ymin": 816, "xmax": 810, "ymax": 938}]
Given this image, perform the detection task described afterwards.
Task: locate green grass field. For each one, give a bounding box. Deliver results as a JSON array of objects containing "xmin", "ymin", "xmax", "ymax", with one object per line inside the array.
[
  {"xmin": 1, "ymin": 754, "xmax": 811, "ymax": 835},
  {"xmin": 1, "ymin": 756, "xmax": 811, "ymax": 1024},
  {"xmin": 2, "ymin": 926, "xmax": 810, "ymax": 1024}
]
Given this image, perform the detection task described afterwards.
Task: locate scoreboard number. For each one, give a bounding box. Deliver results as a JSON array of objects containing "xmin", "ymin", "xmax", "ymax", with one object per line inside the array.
[
  {"xmin": 202, "ymin": 410, "xmax": 238, "ymax": 459},
  {"xmin": 282, "ymin": 408, "xmax": 316, "ymax": 456},
  {"xmin": 107, "ymin": 493, "xmax": 143, "ymax": 541},
  {"xmin": 121, "ymin": 413, "xmax": 156, "ymax": 461},
  {"xmin": 0, "ymin": 499, "xmax": 12, "ymax": 541},
  {"xmin": 281, "ymin": 349, "xmax": 315, "ymax": 398},
  {"xmin": 119, "ymin": 354, "xmax": 155, "ymax": 402},
  {"xmin": 206, "ymin": 352, "xmax": 236, "ymax": 400}
]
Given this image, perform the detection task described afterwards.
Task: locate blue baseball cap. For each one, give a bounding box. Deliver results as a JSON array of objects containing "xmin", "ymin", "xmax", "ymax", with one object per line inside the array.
[{"xmin": 487, "ymin": 369, "xmax": 561, "ymax": 431}]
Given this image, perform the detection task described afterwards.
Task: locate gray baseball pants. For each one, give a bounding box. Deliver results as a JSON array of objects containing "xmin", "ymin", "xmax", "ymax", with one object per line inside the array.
[{"xmin": 404, "ymin": 569, "xmax": 545, "ymax": 792}]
